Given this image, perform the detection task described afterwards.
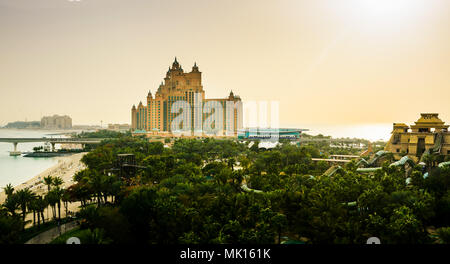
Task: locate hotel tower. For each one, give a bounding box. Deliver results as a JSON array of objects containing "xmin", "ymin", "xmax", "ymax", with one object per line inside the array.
[{"xmin": 131, "ymin": 58, "xmax": 242, "ymax": 136}]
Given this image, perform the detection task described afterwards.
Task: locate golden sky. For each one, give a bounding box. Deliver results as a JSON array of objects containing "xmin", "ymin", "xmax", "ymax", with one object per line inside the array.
[{"xmin": 0, "ymin": 0, "xmax": 449, "ymax": 129}]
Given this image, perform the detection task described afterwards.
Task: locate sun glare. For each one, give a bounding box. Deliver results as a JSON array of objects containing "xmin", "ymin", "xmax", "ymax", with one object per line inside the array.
[
  {"xmin": 341, "ymin": 0, "xmax": 430, "ymax": 28},
  {"xmin": 359, "ymin": 0, "xmax": 419, "ymax": 17}
]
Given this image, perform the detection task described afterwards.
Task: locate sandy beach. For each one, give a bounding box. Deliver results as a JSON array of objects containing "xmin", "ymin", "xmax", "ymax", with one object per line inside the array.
[{"xmin": 0, "ymin": 152, "xmax": 87, "ymax": 225}]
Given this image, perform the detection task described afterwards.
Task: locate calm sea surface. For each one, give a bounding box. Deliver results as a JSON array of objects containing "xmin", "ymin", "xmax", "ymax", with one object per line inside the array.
[
  {"xmin": 289, "ymin": 123, "xmax": 392, "ymax": 142},
  {"xmin": 0, "ymin": 129, "xmax": 66, "ymax": 188}
]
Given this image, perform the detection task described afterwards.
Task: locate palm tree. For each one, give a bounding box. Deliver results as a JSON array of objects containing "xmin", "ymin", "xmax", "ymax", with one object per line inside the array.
[
  {"xmin": 61, "ymin": 190, "xmax": 71, "ymax": 218},
  {"xmin": 28, "ymin": 196, "xmax": 38, "ymax": 227},
  {"xmin": 3, "ymin": 183, "xmax": 14, "ymax": 198},
  {"xmin": 227, "ymin": 157, "xmax": 236, "ymax": 171},
  {"xmin": 2, "ymin": 194, "xmax": 20, "ymax": 217},
  {"xmin": 55, "ymin": 187, "xmax": 63, "ymax": 221},
  {"xmin": 47, "ymin": 187, "xmax": 65, "ymax": 221},
  {"xmin": 45, "ymin": 190, "xmax": 58, "ymax": 221},
  {"xmin": 35, "ymin": 196, "xmax": 48, "ymax": 226},
  {"xmin": 53, "ymin": 177, "xmax": 65, "ymax": 219},
  {"xmin": 43, "ymin": 176, "xmax": 54, "ymax": 192},
  {"xmin": 88, "ymin": 172, "xmax": 105, "ymax": 205},
  {"xmin": 15, "ymin": 188, "xmax": 35, "ymax": 223},
  {"xmin": 43, "ymin": 175, "xmax": 54, "ymax": 220},
  {"xmin": 52, "ymin": 176, "xmax": 64, "ymax": 188}
]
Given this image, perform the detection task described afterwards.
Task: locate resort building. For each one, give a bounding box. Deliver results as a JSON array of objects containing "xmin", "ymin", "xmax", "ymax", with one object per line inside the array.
[
  {"xmin": 385, "ymin": 113, "xmax": 450, "ymax": 160},
  {"xmin": 237, "ymin": 128, "xmax": 308, "ymax": 142},
  {"xmin": 107, "ymin": 124, "xmax": 131, "ymax": 131},
  {"xmin": 131, "ymin": 58, "xmax": 243, "ymax": 136},
  {"xmin": 40, "ymin": 115, "xmax": 72, "ymax": 130}
]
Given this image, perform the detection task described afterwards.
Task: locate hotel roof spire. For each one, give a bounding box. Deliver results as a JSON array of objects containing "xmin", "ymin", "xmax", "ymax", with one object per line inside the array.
[
  {"xmin": 172, "ymin": 56, "xmax": 180, "ymax": 70},
  {"xmin": 192, "ymin": 62, "xmax": 199, "ymax": 72}
]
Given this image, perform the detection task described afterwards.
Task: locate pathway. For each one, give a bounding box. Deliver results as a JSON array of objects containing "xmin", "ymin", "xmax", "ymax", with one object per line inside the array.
[{"xmin": 25, "ymin": 221, "xmax": 79, "ymax": 244}]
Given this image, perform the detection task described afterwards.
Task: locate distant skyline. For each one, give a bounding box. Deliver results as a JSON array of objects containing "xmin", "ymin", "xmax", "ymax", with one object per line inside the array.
[{"xmin": 1, "ymin": 0, "xmax": 449, "ymax": 131}]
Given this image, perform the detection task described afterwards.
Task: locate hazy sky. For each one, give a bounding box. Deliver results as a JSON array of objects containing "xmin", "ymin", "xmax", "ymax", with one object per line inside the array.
[{"xmin": 0, "ymin": 0, "xmax": 449, "ymax": 129}]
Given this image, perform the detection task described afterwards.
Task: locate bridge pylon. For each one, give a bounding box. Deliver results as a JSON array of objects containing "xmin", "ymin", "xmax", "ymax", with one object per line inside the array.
[{"xmin": 10, "ymin": 142, "xmax": 21, "ymax": 156}]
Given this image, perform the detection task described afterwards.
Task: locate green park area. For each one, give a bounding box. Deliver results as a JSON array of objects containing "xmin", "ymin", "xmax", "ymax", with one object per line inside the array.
[{"xmin": 2, "ymin": 133, "xmax": 450, "ymax": 244}]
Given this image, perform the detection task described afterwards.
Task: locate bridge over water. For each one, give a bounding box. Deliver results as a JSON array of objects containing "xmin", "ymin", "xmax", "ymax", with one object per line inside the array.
[{"xmin": 0, "ymin": 138, "xmax": 105, "ymax": 155}]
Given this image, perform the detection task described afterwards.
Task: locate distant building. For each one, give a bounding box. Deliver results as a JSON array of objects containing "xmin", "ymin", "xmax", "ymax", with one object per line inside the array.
[
  {"xmin": 108, "ymin": 124, "xmax": 131, "ymax": 131},
  {"xmin": 131, "ymin": 58, "xmax": 243, "ymax": 136},
  {"xmin": 385, "ymin": 113, "xmax": 450, "ymax": 160},
  {"xmin": 41, "ymin": 115, "xmax": 72, "ymax": 130},
  {"xmin": 238, "ymin": 128, "xmax": 308, "ymax": 142},
  {"xmin": 3, "ymin": 121, "xmax": 40, "ymax": 129},
  {"xmin": 72, "ymin": 125, "xmax": 102, "ymax": 131}
]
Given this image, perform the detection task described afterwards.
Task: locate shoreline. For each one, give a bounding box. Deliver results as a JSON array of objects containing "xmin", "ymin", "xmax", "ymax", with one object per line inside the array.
[{"xmin": 0, "ymin": 152, "xmax": 87, "ymax": 203}]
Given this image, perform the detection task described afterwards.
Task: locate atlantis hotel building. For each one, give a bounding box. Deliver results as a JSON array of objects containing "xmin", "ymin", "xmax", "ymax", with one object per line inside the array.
[{"xmin": 131, "ymin": 58, "xmax": 243, "ymax": 135}]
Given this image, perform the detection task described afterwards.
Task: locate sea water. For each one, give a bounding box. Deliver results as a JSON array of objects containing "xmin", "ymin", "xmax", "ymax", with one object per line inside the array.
[
  {"xmin": 0, "ymin": 129, "xmax": 65, "ymax": 188},
  {"xmin": 288, "ymin": 123, "xmax": 393, "ymax": 142}
]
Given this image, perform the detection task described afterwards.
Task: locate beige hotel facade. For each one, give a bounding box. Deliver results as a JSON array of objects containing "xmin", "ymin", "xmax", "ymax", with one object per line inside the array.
[{"xmin": 131, "ymin": 58, "xmax": 242, "ymax": 136}]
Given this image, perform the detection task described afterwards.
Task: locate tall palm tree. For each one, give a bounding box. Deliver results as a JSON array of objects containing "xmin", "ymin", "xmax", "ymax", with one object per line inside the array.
[
  {"xmin": 61, "ymin": 190, "xmax": 71, "ymax": 218},
  {"xmin": 53, "ymin": 177, "xmax": 65, "ymax": 219},
  {"xmin": 3, "ymin": 183, "xmax": 14, "ymax": 198},
  {"xmin": 43, "ymin": 175, "xmax": 54, "ymax": 220},
  {"xmin": 35, "ymin": 196, "xmax": 47, "ymax": 225},
  {"xmin": 43, "ymin": 176, "xmax": 54, "ymax": 192},
  {"xmin": 45, "ymin": 190, "xmax": 58, "ymax": 220},
  {"xmin": 2, "ymin": 194, "xmax": 20, "ymax": 217},
  {"xmin": 28, "ymin": 196, "xmax": 38, "ymax": 227},
  {"xmin": 15, "ymin": 188, "xmax": 35, "ymax": 223},
  {"xmin": 52, "ymin": 177, "xmax": 64, "ymax": 188},
  {"xmin": 54, "ymin": 187, "xmax": 63, "ymax": 221},
  {"xmin": 88, "ymin": 172, "xmax": 105, "ymax": 205}
]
